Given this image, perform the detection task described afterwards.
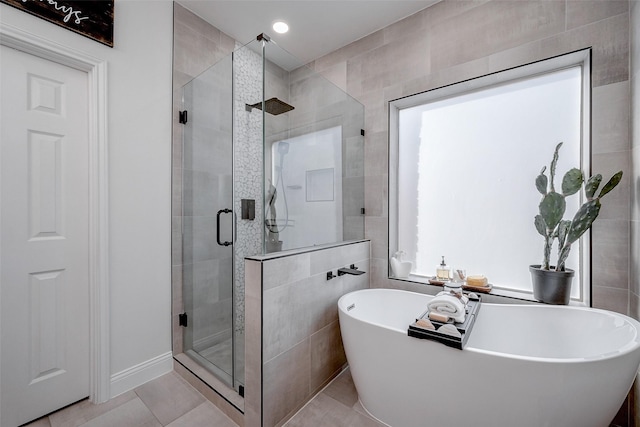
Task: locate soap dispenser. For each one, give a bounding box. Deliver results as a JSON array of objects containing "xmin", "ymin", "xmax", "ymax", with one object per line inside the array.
[{"xmin": 436, "ymin": 256, "xmax": 451, "ymax": 282}]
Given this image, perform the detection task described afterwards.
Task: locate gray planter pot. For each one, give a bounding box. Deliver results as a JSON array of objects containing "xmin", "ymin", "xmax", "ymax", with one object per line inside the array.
[{"xmin": 529, "ymin": 265, "xmax": 575, "ymax": 305}]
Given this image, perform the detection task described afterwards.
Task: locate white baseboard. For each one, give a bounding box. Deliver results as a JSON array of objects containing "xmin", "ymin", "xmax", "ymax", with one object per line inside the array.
[{"xmin": 110, "ymin": 351, "xmax": 173, "ymax": 398}]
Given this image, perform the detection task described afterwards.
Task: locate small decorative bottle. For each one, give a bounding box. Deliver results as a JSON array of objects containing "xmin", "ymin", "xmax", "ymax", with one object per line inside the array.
[
  {"xmin": 445, "ymin": 267, "xmax": 465, "ymax": 298},
  {"xmin": 436, "ymin": 256, "xmax": 451, "ymax": 282}
]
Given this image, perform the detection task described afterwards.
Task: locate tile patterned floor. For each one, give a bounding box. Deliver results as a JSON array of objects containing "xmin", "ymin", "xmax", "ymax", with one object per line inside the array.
[
  {"xmin": 24, "ymin": 368, "xmax": 381, "ymax": 427},
  {"xmin": 284, "ymin": 369, "xmax": 386, "ymax": 427},
  {"xmin": 24, "ymin": 371, "xmax": 236, "ymax": 427}
]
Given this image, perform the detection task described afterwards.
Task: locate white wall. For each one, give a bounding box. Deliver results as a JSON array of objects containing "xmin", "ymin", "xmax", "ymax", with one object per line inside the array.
[{"xmin": 0, "ymin": 0, "xmax": 173, "ymax": 392}]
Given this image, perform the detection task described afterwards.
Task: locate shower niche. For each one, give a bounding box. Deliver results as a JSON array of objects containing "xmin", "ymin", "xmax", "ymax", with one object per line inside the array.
[{"xmin": 175, "ymin": 33, "xmax": 364, "ymax": 408}]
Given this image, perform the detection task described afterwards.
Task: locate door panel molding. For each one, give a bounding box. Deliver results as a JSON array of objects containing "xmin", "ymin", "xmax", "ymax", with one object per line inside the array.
[{"xmin": 1, "ymin": 23, "xmax": 110, "ymax": 404}]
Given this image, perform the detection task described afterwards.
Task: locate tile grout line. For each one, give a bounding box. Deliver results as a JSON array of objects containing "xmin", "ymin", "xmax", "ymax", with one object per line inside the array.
[{"xmin": 132, "ymin": 388, "xmax": 166, "ymax": 427}]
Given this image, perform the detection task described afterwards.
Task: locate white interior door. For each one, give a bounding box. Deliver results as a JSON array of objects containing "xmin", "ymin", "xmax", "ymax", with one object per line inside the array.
[{"xmin": 1, "ymin": 44, "xmax": 90, "ymax": 427}]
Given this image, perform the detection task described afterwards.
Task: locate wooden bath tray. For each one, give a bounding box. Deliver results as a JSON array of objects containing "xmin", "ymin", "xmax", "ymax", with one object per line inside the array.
[
  {"xmin": 462, "ymin": 283, "xmax": 493, "ymax": 293},
  {"xmin": 428, "ymin": 278, "xmax": 493, "ymax": 294},
  {"xmin": 407, "ymin": 295, "xmax": 482, "ymax": 350}
]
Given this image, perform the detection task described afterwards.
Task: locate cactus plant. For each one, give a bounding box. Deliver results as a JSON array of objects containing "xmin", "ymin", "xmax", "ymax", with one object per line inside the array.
[{"xmin": 535, "ymin": 142, "xmax": 622, "ymax": 272}]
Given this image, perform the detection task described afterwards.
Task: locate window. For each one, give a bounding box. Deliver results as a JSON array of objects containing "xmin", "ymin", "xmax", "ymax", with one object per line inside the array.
[{"xmin": 389, "ymin": 49, "xmax": 591, "ymax": 304}]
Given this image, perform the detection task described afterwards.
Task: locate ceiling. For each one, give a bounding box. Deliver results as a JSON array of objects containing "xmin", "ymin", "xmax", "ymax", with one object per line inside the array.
[{"xmin": 176, "ymin": 1, "xmax": 438, "ymax": 66}]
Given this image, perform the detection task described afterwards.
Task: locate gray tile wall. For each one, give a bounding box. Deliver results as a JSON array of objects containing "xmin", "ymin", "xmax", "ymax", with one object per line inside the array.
[
  {"xmin": 172, "ymin": 1, "xmax": 636, "ymax": 425},
  {"xmin": 309, "ymin": 0, "xmax": 632, "ymax": 313},
  {"xmin": 630, "ymin": 1, "xmax": 639, "ymax": 425},
  {"xmin": 245, "ymin": 241, "xmax": 370, "ymax": 427},
  {"xmin": 630, "ymin": 0, "xmax": 640, "ymax": 323},
  {"xmin": 308, "ymin": 2, "xmax": 634, "ymax": 424}
]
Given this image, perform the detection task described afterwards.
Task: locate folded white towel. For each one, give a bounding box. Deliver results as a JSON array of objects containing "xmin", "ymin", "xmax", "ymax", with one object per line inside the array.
[{"xmin": 427, "ymin": 292, "xmax": 466, "ymax": 323}]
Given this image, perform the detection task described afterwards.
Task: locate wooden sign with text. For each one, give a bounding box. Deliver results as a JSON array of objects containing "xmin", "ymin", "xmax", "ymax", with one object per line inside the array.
[{"xmin": 1, "ymin": 0, "xmax": 114, "ymax": 47}]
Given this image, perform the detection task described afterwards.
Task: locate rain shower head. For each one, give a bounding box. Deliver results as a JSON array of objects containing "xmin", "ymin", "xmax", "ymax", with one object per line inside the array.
[{"xmin": 246, "ymin": 97, "xmax": 295, "ymax": 115}]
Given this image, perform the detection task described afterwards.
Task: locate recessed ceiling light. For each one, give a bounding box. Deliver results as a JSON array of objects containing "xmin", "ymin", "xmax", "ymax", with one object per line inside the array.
[{"xmin": 272, "ymin": 21, "xmax": 289, "ymax": 34}]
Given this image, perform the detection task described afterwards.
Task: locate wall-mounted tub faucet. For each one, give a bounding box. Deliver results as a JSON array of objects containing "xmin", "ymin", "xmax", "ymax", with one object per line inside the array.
[{"xmin": 338, "ymin": 264, "xmax": 366, "ymax": 276}]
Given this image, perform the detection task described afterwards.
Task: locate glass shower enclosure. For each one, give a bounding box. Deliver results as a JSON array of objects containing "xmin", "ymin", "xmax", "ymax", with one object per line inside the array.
[{"xmin": 179, "ymin": 35, "xmax": 364, "ymax": 398}]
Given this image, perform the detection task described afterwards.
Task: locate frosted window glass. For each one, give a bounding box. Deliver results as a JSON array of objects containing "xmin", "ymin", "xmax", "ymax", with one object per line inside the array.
[{"xmin": 396, "ymin": 66, "xmax": 585, "ymax": 297}]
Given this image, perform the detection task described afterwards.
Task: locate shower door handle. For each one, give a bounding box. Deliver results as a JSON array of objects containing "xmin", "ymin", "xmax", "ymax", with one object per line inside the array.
[{"xmin": 216, "ymin": 208, "xmax": 233, "ymax": 246}]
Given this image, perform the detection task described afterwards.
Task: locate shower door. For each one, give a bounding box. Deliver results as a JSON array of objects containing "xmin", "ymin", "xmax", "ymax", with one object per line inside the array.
[{"xmin": 181, "ymin": 53, "xmax": 238, "ymax": 390}]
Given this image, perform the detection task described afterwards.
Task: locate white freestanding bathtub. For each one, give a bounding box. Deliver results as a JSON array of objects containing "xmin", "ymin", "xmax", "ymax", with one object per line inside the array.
[{"xmin": 338, "ymin": 288, "xmax": 640, "ymax": 427}]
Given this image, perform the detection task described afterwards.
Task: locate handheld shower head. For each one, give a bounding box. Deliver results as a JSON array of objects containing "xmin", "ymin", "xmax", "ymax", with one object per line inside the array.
[
  {"xmin": 278, "ymin": 141, "xmax": 290, "ymax": 156},
  {"xmin": 278, "ymin": 141, "xmax": 289, "ymax": 156}
]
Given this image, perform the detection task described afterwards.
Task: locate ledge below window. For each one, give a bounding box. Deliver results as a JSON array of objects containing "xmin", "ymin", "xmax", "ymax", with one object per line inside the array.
[{"xmin": 388, "ymin": 274, "xmax": 588, "ymax": 307}]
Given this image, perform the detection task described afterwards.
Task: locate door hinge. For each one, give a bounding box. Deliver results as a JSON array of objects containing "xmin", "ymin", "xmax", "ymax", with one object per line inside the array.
[
  {"xmin": 179, "ymin": 312, "xmax": 188, "ymax": 327},
  {"xmin": 239, "ymin": 385, "xmax": 245, "ymax": 397},
  {"xmin": 179, "ymin": 110, "xmax": 188, "ymax": 124},
  {"xmin": 361, "ymin": 208, "xmax": 365, "ymax": 215},
  {"xmin": 361, "ymin": 129, "xmax": 365, "ymax": 136}
]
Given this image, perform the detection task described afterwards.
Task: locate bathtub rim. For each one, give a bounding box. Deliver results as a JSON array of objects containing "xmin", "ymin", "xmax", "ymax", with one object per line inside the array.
[{"xmin": 338, "ymin": 288, "xmax": 640, "ymax": 364}]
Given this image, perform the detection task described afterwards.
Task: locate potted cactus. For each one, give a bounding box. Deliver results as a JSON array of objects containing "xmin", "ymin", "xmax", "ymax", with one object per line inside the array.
[{"xmin": 531, "ymin": 142, "xmax": 622, "ymax": 304}]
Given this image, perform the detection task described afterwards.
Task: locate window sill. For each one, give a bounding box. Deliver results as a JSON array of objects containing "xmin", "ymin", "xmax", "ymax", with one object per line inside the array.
[{"xmin": 390, "ymin": 274, "xmax": 588, "ymax": 307}]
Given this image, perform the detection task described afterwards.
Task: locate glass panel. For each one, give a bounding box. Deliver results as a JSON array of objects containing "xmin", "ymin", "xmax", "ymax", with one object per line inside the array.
[
  {"xmin": 179, "ymin": 35, "xmax": 365, "ymax": 397},
  {"xmin": 181, "ymin": 53, "xmax": 235, "ymax": 387},
  {"xmin": 232, "ymin": 39, "xmax": 265, "ymax": 391},
  {"xmin": 263, "ymin": 41, "xmax": 365, "ymax": 253}
]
